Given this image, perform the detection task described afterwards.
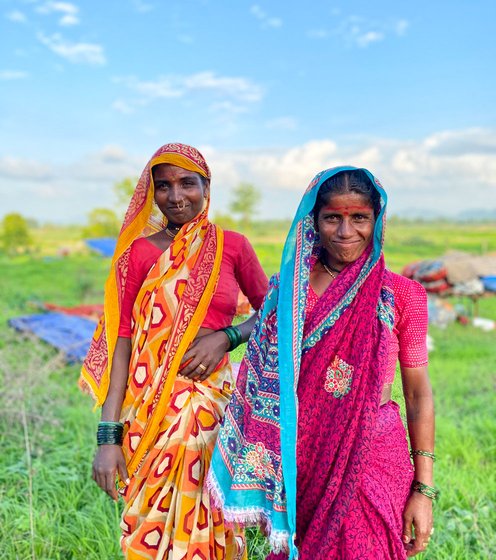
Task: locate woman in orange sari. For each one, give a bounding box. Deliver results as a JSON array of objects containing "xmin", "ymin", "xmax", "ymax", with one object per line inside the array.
[{"xmin": 81, "ymin": 143, "xmax": 268, "ymax": 559}]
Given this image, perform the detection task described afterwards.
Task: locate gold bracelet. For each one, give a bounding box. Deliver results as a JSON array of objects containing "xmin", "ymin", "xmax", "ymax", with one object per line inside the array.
[
  {"xmin": 410, "ymin": 449, "xmax": 436, "ymax": 461},
  {"xmin": 411, "ymin": 480, "xmax": 440, "ymax": 501}
]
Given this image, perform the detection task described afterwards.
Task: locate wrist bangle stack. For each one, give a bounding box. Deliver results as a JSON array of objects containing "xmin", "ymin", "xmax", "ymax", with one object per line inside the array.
[
  {"xmin": 97, "ymin": 421, "xmax": 124, "ymax": 446},
  {"xmin": 411, "ymin": 480, "xmax": 440, "ymax": 501},
  {"xmin": 219, "ymin": 325, "xmax": 243, "ymax": 351},
  {"xmin": 410, "ymin": 449, "xmax": 436, "ymax": 461}
]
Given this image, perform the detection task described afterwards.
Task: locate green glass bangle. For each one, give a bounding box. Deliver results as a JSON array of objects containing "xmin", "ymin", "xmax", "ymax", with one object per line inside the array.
[
  {"xmin": 97, "ymin": 421, "xmax": 124, "ymax": 446},
  {"xmin": 222, "ymin": 327, "xmax": 236, "ymax": 351},
  {"xmin": 231, "ymin": 326, "xmax": 242, "ymax": 347},
  {"xmin": 411, "ymin": 480, "xmax": 440, "ymax": 501},
  {"xmin": 410, "ymin": 449, "xmax": 436, "ymax": 461},
  {"xmin": 220, "ymin": 326, "xmax": 243, "ymax": 351}
]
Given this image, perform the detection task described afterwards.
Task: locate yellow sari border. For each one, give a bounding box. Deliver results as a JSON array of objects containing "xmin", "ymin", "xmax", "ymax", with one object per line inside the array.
[{"xmin": 125, "ymin": 225, "xmax": 224, "ymax": 478}]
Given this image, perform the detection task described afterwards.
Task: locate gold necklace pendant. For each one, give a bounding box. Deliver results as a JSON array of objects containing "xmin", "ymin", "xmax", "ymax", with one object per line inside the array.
[
  {"xmin": 321, "ymin": 262, "xmax": 336, "ymax": 279},
  {"xmin": 165, "ymin": 227, "xmax": 178, "ymax": 239}
]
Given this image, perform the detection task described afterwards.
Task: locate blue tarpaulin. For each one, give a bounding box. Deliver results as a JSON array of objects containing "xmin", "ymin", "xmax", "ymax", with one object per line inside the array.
[
  {"xmin": 85, "ymin": 237, "xmax": 117, "ymax": 257},
  {"xmin": 481, "ymin": 276, "xmax": 496, "ymax": 292},
  {"xmin": 9, "ymin": 312, "xmax": 95, "ymax": 362}
]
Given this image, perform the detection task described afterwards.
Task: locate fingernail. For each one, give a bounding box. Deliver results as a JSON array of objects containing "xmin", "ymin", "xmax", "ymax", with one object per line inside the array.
[
  {"xmin": 125, "ymin": 478, "xmax": 130, "ymax": 485},
  {"xmin": 403, "ymin": 535, "xmax": 409, "ymax": 543}
]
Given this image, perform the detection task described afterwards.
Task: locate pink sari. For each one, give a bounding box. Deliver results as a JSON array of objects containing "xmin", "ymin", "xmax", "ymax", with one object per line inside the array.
[
  {"xmin": 268, "ymin": 254, "xmax": 413, "ymax": 559},
  {"xmin": 208, "ymin": 166, "xmax": 413, "ymax": 560}
]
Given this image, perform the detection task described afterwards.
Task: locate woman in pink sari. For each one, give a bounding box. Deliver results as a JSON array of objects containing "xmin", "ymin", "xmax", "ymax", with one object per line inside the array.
[{"xmin": 208, "ymin": 167, "xmax": 437, "ymax": 559}]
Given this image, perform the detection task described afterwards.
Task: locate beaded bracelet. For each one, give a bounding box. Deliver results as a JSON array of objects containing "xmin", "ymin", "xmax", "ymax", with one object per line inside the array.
[
  {"xmin": 219, "ymin": 325, "xmax": 243, "ymax": 351},
  {"xmin": 410, "ymin": 449, "xmax": 436, "ymax": 461},
  {"xmin": 97, "ymin": 421, "xmax": 124, "ymax": 446},
  {"xmin": 411, "ymin": 480, "xmax": 440, "ymax": 501}
]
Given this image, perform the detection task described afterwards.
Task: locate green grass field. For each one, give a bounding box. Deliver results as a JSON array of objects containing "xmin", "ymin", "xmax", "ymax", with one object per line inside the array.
[{"xmin": 0, "ymin": 221, "xmax": 495, "ymax": 559}]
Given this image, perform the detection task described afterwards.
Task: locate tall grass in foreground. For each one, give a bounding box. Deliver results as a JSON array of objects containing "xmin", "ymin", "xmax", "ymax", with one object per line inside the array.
[
  {"xmin": 2, "ymin": 312, "xmax": 495, "ymax": 559},
  {"xmin": 1, "ymin": 219, "xmax": 496, "ymax": 559}
]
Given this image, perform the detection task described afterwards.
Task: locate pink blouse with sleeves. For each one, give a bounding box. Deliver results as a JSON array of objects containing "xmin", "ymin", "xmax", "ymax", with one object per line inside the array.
[
  {"xmin": 307, "ymin": 272, "xmax": 428, "ymax": 384},
  {"xmin": 118, "ymin": 230, "xmax": 268, "ymax": 338}
]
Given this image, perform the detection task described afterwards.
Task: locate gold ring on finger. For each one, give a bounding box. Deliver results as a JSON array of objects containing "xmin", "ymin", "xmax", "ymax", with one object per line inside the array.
[{"xmin": 198, "ymin": 363, "xmax": 207, "ymax": 372}]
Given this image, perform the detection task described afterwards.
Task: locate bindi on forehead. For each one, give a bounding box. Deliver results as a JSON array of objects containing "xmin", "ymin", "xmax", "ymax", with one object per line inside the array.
[{"xmin": 322, "ymin": 204, "xmax": 373, "ymax": 216}]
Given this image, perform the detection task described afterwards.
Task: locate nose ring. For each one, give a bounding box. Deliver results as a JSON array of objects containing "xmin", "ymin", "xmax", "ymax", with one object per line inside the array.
[{"xmin": 177, "ymin": 199, "xmax": 185, "ymax": 211}]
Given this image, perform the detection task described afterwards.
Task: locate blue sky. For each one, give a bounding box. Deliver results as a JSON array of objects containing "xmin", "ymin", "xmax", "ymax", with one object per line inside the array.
[{"xmin": 1, "ymin": 0, "xmax": 495, "ymax": 223}]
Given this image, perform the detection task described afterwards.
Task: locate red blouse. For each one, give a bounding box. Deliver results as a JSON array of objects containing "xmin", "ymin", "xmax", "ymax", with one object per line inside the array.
[
  {"xmin": 118, "ymin": 230, "xmax": 268, "ymax": 337},
  {"xmin": 307, "ymin": 272, "xmax": 428, "ymax": 384}
]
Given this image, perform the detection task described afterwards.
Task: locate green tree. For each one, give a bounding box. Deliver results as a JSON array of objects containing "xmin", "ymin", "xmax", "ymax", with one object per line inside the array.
[
  {"xmin": 212, "ymin": 212, "xmax": 237, "ymax": 230},
  {"xmin": 228, "ymin": 183, "xmax": 261, "ymax": 229},
  {"xmin": 113, "ymin": 177, "xmax": 138, "ymax": 210},
  {"xmin": 1, "ymin": 213, "xmax": 32, "ymax": 254},
  {"xmin": 82, "ymin": 208, "xmax": 120, "ymax": 238}
]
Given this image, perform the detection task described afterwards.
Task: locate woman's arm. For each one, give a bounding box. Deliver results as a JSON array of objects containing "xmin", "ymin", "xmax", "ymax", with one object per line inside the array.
[
  {"xmin": 179, "ymin": 233, "xmax": 268, "ymax": 381},
  {"xmin": 178, "ymin": 313, "xmax": 258, "ymax": 381},
  {"xmin": 92, "ymin": 336, "xmax": 131, "ymax": 500},
  {"xmin": 401, "ymin": 364, "xmax": 435, "ymax": 557}
]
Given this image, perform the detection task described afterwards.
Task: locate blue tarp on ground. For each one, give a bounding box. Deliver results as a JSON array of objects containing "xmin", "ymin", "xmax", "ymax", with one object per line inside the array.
[
  {"xmin": 85, "ymin": 237, "xmax": 117, "ymax": 257},
  {"xmin": 9, "ymin": 312, "xmax": 95, "ymax": 362},
  {"xmin": 481, "ymin": 276, "xmax": 496, "ymax": 292}
]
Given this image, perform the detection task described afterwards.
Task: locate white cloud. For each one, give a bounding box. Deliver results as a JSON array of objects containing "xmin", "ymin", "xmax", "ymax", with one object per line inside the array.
[
  {"xmin": 265, "ymin": 117, "xmax": 298, "ymax": 131},
  {"xmin": 250, "ymin": 4, "xmax": 282, "ymax": 28},
  {"xmin": 334, "ymin": 15, "xmax": 409, "ymax": 48},
  {"xmin": 36, "ymin": 1, "xmax": 80, "ymax": 26},
  {"xmin": 0, "ymin": 70, "xmax": 28, "ymax": 80},
  {"xmin": 206, "ymin": 130, "xmax": 496, "ymax": 217},
  {"xmin": 37, "ymin": 33, "xmax": 106, "ymax": 65},
  {"xmin": 0, "ymin": 156, "xmax": 53, "ymax": 180},
  {"xmin": 113, "ymin": 72, "xmax": 264, "ymax": 112},
  {"xmin": 59, "ymin": 13, "xmax": 79, "ymax": 26},
  {"xmin": 115, "ymin": 76, "xmax": 183, "ymax": 99},
  {"xmin": 209, "ymin": 101, "xmax": 249, "ymax": 116},
  {"xmin": 356, "ymin": 31, "xmax": 384, "ymax": 47},
  {"xmin": 6, "ymin": 10, "xmax": 27, "ymax": 23},
  {"xmin": 423, "ymin": 128, "xmax": 496, "ymax": 155},
  {"xmin": 184, "ymin": 72, "xmax": 263, "ymax": 102},
  {"xmin": 388, "ymin": 134, "xmax": 496, "ymax": 189},
  {"xmin": 307, "ymin": 29, "xmax": 329, "ymax": 40},
  {"xmin": 395, "ymin": 19, "xmax": 409, "ymax": 36},
  {"xmin": 3, "ymin": 130, "xmax": 496, "ymax": 223},
  {"xmin": 112, "ymin": 99, "xmax": 135, "ymax": 114},
  {"xmin": 132, "ymin": 0, "xmax": 153, "ymax": 13},
  {"xmin": 100, "ymin": 145, "xmax": 128, "ymax": 163}
]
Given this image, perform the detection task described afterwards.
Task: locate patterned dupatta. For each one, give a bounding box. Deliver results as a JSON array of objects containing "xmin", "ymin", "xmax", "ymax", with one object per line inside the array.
[
  {"xmin": 80, "ymin": 142, "xmax": 225, "ymax": 481},
  {"xmin": 80, "ymin": 142, "xmax": 215, "ymax": 406},
  {"xmin": 208, "ymin": 167, "xmax": 392, "ymax": 558},
  {"xmin": 120, "ymin": 217, "xmax": 224, "ymax": 481}
]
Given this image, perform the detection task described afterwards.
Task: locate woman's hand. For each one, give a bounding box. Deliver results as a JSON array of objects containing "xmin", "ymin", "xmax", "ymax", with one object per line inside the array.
[
  {"xmin": 179, "ymin": 331, "xmax": 230, "ymax": 381},
  {"xmin": 92, "ymin": 444, "xmax": 129, "ymax": 501},
  {"xmin": 402, "ymin": 491, "xmax": 434, "ymax": 556}
]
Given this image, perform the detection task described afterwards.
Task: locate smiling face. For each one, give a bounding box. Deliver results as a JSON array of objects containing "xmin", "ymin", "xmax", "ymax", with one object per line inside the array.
[
  {"xmin": 317, "ymin": 192, "xmax": 375, "ymax": 268},
  {"xmin": 152, "ymin": 163, "xmax": 209, "ymax": 226}
]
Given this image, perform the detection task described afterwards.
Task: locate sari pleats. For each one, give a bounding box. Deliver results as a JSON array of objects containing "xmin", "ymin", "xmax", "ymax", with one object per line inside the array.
[
  {"xmin": 121, "ymin": 367, "xmax": 245, "ymax": 559},
  {"xmin": 267, "ymin": 402, "xmax": 413, "ymax": 560}
]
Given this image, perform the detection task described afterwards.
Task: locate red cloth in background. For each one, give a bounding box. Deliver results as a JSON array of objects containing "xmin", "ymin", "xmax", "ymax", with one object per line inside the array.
[{"xmin": 44, "ymin": 303, "xmax": 104, "ymax": 321}]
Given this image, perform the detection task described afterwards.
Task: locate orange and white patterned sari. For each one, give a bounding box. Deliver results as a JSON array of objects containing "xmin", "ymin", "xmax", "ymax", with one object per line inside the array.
[{"xmin": 81, "ymin": 143, "xmax": 246, "ymax": 559}]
